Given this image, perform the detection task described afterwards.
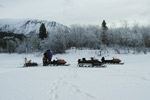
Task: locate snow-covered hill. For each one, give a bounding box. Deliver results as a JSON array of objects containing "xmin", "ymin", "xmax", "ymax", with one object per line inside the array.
[
  {"xmin": 0, "ymin": 19, "xmax": 67, "ymax": 34},
  {"xmin": 0, "ymin": 49, "xmax": 150, "ymax": 100}
]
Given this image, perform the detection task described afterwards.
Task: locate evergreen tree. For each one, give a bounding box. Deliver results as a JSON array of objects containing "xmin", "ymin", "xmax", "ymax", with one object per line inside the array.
[
  {"xmin": 101, "ymin": 20, "xmax": 109, "ymax": 45},
  {"xmin": 39, "ymin": 23, "xmax": 47, "ymax": 40},
  {"xmin": 101, "ymin": 20, "xmax": 108, "ymax": 31}
]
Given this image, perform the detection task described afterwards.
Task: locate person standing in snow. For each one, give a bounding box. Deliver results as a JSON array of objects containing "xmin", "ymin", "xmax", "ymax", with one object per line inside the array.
[
  {"xmin": 101, "ymin": 57, "xmax": 105, "ymax": 62},
  {"xmin": 46, "ymin": 49, "xmax": 53, "ymax": 64},
  {"xmin": 43, "ymin": 50, "xmax": 53, "ymax": 66},
  {"xmin": 43, "ymin": 52, "xmax": 48, "ymax": 66}
]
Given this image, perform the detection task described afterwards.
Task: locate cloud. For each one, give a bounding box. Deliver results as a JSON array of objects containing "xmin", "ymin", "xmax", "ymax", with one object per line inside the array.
[
  {"xmin": 64, "ymin": 0, "xmax": 72, "ymax": 5},
  {"xmin": 140, "ymin": 10, "xmax": 150, "ymax": 17},
  {"xmin": 0, "ymin": 4, "xmax": 4, "ymax": 8},
  {"xmin": 0, "ymin": 0, "xmax": 150, "ymax": 25}
]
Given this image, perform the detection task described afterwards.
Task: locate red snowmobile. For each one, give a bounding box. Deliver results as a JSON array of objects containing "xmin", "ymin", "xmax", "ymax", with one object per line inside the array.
[
  {"xmin": 43, "ymin": 58, "xmax": 70, "ymax": 66},
  {"xmin": 101, "ymin": 57, "xmax": 124, "ymax": 64},
  {"xmin": 49, "ymin": 59, "xmax": 70, "ymax": 66}
]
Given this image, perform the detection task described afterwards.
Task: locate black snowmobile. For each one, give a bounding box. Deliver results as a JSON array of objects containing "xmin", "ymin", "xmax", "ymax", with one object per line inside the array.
[{"xmin": 78, "ymin": 57, "xmax": 106, "ymax": 67}]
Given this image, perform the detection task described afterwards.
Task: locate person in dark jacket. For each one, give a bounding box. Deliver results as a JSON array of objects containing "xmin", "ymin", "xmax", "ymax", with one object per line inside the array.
[
  {"xmin": 43, "ymin": 50, "xmax": 53, "ymax": 66},
  {"xmin": 46, "ymin": 49, "xmax": 53, "ymax": 64},
  {"xmin": 101, "ymin": 57, "xmax": 105, "ymax": 62}
]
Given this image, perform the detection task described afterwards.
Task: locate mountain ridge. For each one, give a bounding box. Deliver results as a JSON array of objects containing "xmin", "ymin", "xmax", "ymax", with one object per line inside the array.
[{"xmin": 0, "ymin": 19, "xmax": 67, "ymax": 34}]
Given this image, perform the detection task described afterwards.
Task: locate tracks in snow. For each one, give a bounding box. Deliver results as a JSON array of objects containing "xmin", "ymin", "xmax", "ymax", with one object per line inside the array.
[{"xmin": 47, "ymin": 67, "xmax": 100, "ymax": 100}]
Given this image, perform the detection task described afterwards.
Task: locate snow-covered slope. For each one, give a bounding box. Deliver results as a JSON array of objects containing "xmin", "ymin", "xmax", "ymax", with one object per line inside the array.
[
  {"xmin": 0, "ymin": 50, "xmax": 150, "ymax": 100},
  {"xmin": 0, "ymin": 19, "xmax": 67, "ymax": 34}
]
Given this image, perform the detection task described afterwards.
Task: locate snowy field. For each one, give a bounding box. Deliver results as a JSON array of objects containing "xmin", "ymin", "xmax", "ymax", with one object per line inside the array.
[{"xmin": 0, "ymin": 49, "xmax": 150, "ymax": 100}]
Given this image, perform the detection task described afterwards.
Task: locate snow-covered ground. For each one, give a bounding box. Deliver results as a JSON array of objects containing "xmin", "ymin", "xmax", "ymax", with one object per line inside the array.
[{"xmin": 0, "ymin": 49, "xmax": 150, "ymax": 100}]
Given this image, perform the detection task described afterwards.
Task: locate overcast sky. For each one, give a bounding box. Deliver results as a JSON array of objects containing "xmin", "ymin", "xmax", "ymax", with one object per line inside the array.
[{"xmin": 0, "ymin": 0, "xmax": 150, "ymax": 26}]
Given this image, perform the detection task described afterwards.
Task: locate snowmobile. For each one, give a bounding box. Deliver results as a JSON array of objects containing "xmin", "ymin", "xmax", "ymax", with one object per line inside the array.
[
  {"xmin": 49, "ymin": 59, "xmax": 70, "ymax": 66},
  {"xmin": 101, "ymin": 57, "xmax": 124, "ymax": 65},
  {"xmin": 78, "ymin": 57, "xmax": 106, "ymax": 67},
  {"xmin": 43, "ymin": 58, "xmax": 70, "ymax": 66}
]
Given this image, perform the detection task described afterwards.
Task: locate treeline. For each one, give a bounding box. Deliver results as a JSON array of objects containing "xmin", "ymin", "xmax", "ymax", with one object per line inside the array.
[
  {"xmin": 0, "ymin": 32, "xmax": 25, "ymax": 53},
  {"xmin": 0, "ymin": 20, "xmax": 150, "ymax": 54},
  {"xmin": 0, "ymin": 32, "xmax": 24, "ymax": 40}
]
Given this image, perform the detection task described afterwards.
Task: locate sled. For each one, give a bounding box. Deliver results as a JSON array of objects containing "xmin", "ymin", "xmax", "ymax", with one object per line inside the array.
[{"xmin": 24, "ymin": 60, "xmax": 38, "ymax": 67}]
